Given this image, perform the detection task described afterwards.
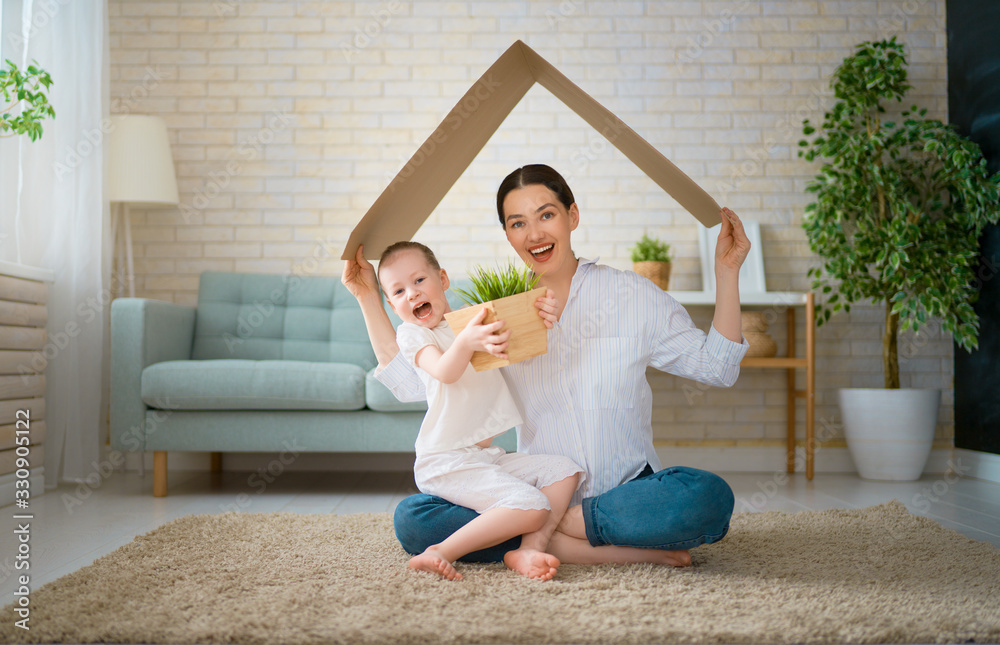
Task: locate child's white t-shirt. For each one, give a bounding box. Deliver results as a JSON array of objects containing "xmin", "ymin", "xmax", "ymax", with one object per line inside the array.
[{"xmin": 396, "ymin": 320, "xmax": 523, "ymax": 456}]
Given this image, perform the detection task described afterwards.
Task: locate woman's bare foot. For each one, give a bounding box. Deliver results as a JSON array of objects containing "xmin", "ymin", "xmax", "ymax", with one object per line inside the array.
[
  {"xmin": 548, "ymin": 532, "xmax": 692, "ymax": 567},
  {"xmin": 654, "ymin": 549, "xmax": 692, "ymax": 567},
  {"xmin": 556, "ymin": 504, "xmax": 587, "ymax": 540},
  {"xmin": 409, "ymin": 548, "xmax": 462, "ymax": 580},
  {"xmin": 503, "ymin": 548, "xmax": 561, "ymax": 580}
]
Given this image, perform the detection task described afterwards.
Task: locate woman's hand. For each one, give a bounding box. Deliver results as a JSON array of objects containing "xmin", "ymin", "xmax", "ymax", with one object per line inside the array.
[
  {"xmin": 714, "ymin": 207, "xmax": 751, "ymax": 277},
  {"xmin": 534, "ymin": 289, "xmax": 559, "ymax": 329},
  {"xmin": 457, "ymin": 307, "xmax": 511, "ymax": 359},
  {"xmin": 341, "ymin": 245, "xmax": 380, "ymax": 302}
]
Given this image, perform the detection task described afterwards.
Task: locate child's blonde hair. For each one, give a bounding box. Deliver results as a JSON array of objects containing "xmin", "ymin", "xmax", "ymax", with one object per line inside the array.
[{"xmin": 377, "ymin": 241, "xmax": 441, "ymax": 293}]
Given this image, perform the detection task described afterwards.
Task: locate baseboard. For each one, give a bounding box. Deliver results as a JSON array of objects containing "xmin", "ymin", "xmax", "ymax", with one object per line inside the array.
[
  {"xmin": 127, "ymin": 450, "xmax": 417, "ymax": 473},
  {"xmin": 953, "ymin": 448, "xmax": 1000, "ymax": 484},
  {"xmin": 654, "ymin": 445, "xmax": 955, "ymax": 475},
  {"xmin": 0, "ymin": 467, "xmax": 45, "ymax": 508},
  {"xmin": 116, "ymin": 446, "xmax": 964, "ymax": 477}
]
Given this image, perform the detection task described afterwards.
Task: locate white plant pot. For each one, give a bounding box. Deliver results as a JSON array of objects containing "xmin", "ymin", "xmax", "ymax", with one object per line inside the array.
[{"xmin": 839, "ymin": 388, "xmax": 941, "ymax": 481}]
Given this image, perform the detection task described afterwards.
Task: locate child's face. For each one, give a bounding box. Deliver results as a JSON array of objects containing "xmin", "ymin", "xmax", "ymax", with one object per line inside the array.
[{"xmin": 380, "ymin": 250, "xmax": 451, "ymax": 329}]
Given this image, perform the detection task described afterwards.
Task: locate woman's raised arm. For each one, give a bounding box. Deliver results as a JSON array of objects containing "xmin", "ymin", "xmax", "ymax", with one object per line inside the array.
[
  {"xmin": 342, "ymin": 245, "xmax": 400, "ymax": 367},
  {"xmin": 712, "ymin": 207, "xmax": 751, "ymax": 344}
]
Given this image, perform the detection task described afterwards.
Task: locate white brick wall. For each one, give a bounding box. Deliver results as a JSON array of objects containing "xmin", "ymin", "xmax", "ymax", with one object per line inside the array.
[{"xmin": 110, "ymin": 0, "xmax": 953, "ymax": 447}]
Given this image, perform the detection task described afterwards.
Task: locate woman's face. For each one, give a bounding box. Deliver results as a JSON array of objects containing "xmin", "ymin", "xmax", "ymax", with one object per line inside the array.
[{"xmin": 502, "ymin": 184, "xmax": 579, "ymax": 276}]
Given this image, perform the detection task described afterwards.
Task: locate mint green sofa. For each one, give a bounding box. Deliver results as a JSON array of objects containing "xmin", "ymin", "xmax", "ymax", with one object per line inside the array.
[{"xmin": 110, "ymin": 271, "xmax": 513, "ymax": 496}]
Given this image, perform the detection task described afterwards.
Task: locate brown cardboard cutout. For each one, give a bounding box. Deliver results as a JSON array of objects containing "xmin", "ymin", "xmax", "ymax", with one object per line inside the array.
[{"xmin": 342, "ymin": 40, "xmax": 721, "ymax": 261}]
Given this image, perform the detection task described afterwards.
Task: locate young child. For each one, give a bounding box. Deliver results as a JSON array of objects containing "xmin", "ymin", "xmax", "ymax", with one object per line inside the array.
[{"xmin": 377, "ymin": 241, "xmax": 583, "ymax": 581}]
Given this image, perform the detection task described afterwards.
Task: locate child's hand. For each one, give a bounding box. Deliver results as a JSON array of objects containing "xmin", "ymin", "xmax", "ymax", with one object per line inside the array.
[
  {"xmin": 457, "ymin": 308, "xmax": 511, "ymax": 359},
  {"xmin": 534, "ymin": 288, "xmax": 558, "ymax": 329}
]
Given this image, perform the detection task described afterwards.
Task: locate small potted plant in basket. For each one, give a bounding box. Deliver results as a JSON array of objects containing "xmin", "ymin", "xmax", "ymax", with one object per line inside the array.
[
  {"xmin": 444, "ymin": 261, "xmax": 547, "ymax": 371},
  {"xmin": 630, "ymin": 233, "xmax": 672, "ymax": 290}
]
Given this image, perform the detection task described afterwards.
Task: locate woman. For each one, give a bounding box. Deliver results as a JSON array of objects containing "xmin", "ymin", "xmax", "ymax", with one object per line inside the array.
[{"xmin": 343, "ymin": 164, "xmax": 751, "ymax": 567}]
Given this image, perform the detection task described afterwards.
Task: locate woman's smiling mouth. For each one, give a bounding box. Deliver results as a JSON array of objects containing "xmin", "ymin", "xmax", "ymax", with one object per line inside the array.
[{"xmin": 530, "ymin": 243, "xmax": 554, "ymax": 262}]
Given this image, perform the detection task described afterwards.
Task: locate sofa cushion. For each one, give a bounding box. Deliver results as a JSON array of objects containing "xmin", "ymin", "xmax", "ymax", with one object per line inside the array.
[
  {"xmin": 191, "ymin": 272, "xmax": 377, "ymax": 370},
  {"xmin": 141, "ymin": 360, "xmax": 366, "ymax": 411},
  {"xmin": 365, "ymin": 368, "xmax": 427, "ymax": 412}
]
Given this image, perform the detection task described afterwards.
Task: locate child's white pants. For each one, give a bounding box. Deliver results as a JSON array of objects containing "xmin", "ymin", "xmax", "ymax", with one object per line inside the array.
[{"xmin": 414, "ymin": 445, "xmax": 584, "ymax": 513}]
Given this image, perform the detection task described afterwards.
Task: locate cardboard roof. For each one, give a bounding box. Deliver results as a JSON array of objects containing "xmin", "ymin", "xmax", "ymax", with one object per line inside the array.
[{"xmin": 342, "ymin": 40, "xmax": 721, "ymax": 261}]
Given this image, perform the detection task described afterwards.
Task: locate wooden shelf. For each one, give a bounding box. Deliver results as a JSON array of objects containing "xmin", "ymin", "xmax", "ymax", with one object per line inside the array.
[
  {"xmin": 741, "ymin": 357, "xmax": 808, "ymax": 369},
  {"xmin": 678, "ymin": 291, "xmax": 816, "ymax": 480}
]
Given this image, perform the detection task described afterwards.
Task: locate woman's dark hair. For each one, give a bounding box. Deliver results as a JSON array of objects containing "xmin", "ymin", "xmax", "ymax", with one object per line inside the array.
[{"xmin": 496, "ymin": 164, "xmax": 575, "ymax": 227}]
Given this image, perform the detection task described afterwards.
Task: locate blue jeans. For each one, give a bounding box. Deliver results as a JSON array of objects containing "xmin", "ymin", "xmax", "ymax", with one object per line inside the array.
[{"xmin": 393, "ymin": 465, "xmax": 735, "ymax": 562}]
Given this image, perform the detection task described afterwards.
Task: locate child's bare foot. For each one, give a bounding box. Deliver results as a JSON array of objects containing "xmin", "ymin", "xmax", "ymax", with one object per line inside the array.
[
  {"xmin": 503, "ymin": 548, "xmax": 561, "ymax": 580},
  {"xmin": 409, "ymin": 548, "xmax": 462, "ymax": 580}
]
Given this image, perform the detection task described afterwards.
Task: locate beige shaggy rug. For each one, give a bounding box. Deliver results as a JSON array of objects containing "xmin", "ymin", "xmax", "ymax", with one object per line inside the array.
[{"xmin": 2, "ymin": 501, "xmax": 999, "ymax": 644}]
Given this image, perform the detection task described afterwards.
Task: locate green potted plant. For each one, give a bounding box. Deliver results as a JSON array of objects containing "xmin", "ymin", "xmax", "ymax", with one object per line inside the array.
[
  {"xmin": 444, "ymin": 261, "xmax": 547, "ymax": 371},
  {"xmin": 1, "ymin": 59, "xmax": 55, "ymax": 140},
  {"xmin": 799, "ymin": 37, "xmax": 1000, "ymax": 480},
  {"xmin": 630, "ymin": 233, "xmax": 672, "ymax": 290}
]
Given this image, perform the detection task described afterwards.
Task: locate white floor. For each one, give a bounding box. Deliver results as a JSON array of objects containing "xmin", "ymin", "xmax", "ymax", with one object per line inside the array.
[{"xmin": 2, "ymin": 469, "xmax": 999, "ymax": 601}]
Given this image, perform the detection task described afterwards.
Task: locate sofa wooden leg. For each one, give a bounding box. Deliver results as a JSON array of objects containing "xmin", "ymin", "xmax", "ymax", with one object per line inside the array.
[
  {"xmin": 211, "ymin": 452, "xmax": 222, "ymax": 473},
  {"xmin": 153, "ymin": 451, "xmax": 168, "ymax": 497}
]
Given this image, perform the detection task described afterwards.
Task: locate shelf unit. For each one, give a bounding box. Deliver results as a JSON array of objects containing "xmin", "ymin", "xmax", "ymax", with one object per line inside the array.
[
  {"xmin": 670, "ymin": 291, "xmax": 816, "ymax": 480},
  {"xmin": 0, "ymin": 261, "xmax": 52, "ymax": 506}
]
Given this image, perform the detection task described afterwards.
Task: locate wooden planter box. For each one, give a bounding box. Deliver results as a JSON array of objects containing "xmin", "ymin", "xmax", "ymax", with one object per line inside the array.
[{"xmin": 444, "ymin": 287, "xmax": 548, "ymax": 371}]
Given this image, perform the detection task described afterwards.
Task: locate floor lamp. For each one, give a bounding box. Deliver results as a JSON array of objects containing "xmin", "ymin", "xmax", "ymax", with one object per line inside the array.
[{"xmin": 107, "ymin": 115, "xmax": 179, "ymax": 297}]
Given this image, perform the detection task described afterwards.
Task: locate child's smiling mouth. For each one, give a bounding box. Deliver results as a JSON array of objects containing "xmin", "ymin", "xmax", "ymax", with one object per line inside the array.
[{"xmin": 413, "ymin": 302, "xmax": 432, "ymax": 320}]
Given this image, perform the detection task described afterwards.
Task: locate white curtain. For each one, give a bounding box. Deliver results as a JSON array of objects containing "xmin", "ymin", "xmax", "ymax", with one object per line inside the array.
[{"xmin": 0, "ymin": 1, "xmax": 109, "ymax": 486}]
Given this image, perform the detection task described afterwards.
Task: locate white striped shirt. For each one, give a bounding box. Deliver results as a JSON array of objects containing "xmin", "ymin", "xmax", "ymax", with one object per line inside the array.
[{"xmin": 376, "ymin": 257, "xmax": 749, "ymax": 505}]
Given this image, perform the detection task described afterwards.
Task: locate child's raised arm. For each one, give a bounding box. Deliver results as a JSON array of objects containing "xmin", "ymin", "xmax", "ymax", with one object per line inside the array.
[{"xmin": 414, "ymin": 308, "xmax": 509, "ymax": 384}]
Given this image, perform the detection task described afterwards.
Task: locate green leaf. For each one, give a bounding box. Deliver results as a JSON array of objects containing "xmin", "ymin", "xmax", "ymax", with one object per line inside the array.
[
  {"xmin": 629, "ymin": 234, "xmax": 672, "ymax": 263},
  {"xmin": 452, "ymin": 261, "xmax": 541, "ymax": 306}
]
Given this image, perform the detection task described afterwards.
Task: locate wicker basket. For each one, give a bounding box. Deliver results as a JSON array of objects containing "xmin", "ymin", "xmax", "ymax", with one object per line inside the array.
[
  {"xmin": 633, "ymin": 261, "xmax": 671, "ymax": 290},
  {"xmin": 741, "ymin": 311, "xmax": 778, "ymax": 357}
]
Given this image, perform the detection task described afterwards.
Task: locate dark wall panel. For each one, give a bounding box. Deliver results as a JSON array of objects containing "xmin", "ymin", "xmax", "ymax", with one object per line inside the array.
[{"xmin": 948, "ymin": 0, "xmax": 1000, "ymax": 454}]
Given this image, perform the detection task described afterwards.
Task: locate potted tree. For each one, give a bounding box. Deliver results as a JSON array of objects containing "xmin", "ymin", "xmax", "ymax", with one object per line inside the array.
[
  {"xmin": 799, "ymin": 37, "xmax": 1000, "ymax": 480},
  {"xmin": 444, "ymin": 261, "xmax": 547, "ymax": 371},
  {"xmin": 630, "ymin": 233, "xmax": 672, "ymax": 290}
]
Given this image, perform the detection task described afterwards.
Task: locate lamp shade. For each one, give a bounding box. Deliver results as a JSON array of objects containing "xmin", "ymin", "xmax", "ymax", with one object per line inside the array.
[{"xmin": 107, "ymin": 115, "xmax": 179, "ymax": 206}]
